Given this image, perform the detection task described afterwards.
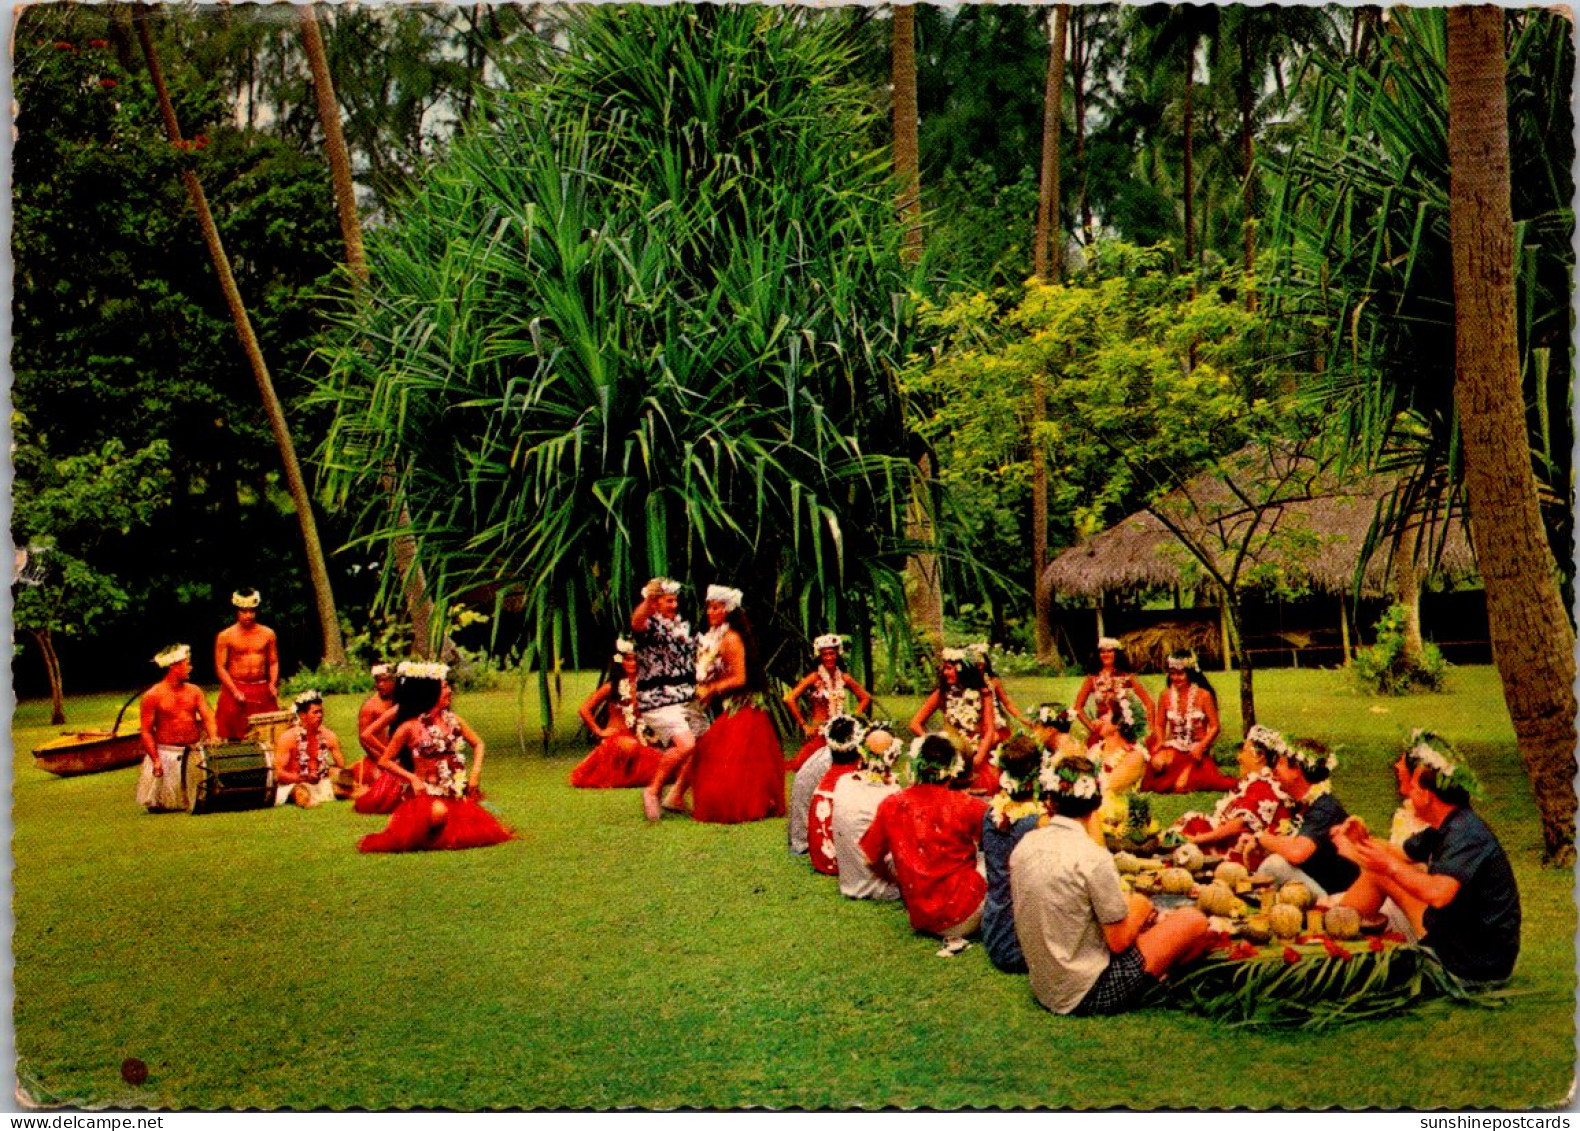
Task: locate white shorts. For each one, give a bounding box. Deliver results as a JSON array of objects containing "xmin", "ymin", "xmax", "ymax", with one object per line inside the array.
[
  {"xmin": 276, "ymin": 777, "xmax": 336, "ymax": 807},
  {"xmin": 642, "ymin": 702, "xmax": 708, "ymax": 748}
]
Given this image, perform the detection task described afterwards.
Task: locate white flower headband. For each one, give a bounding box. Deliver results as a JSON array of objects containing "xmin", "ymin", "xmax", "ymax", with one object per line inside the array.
[
  {"xmin": 990, "ymin": 741, "xmax": 1046, "ymax": 797},
  {"xmin": 1097, "ymin": 636, "xmax": 1122, "ymax": 651},
  {"xmin": 1039, "ymin": 755, "xmax": 1101, "ymax": 800},
  {"xmin": 1166, "ymin": 652, "xmax": 1199, "ymax": 672},
  {"xmin": 909, "ymin": 733, "xmax": 966, "ymax": 782},
  {"xmin": 812, "ymin": 633, "xmax": 844, "ymax": 654},
  {"xmin": 1245, "ymin": 724, "xmax": 1289, "ymax": 761},
  {"xmin": 705, "ymin": 584, "xmax": 743, "ymax": 612},
  {"xmin": 397, "ymin": 660, "xmax": 450, "ymax": 682},
  {"xmin": 859, "ymin": 724, "xmax": 901, "ymax": 773},
  {"xmin": 293, "ymin": 689, "xmax": 323, "ymax": 711},
  {"xmin": 821, "ymin": 714, "xmax": 866, "ymax": 754},
  {"xmin": 940, "ymin": 647, "xmax": 967, "ymax": 664},
  {"xmin": 231, "ymin": 589, "xmax": 261, "ymax": 609},
  {"xmin": 1405, "ymin": 729, "xmax": 1481, "ymax": 797},
  {"xmin": 154, "ymin": 643, "xmax": 190, "ymax": 668},
  {"xmin": 968, "ymin": 642, "xmax": 990, "ymax": 659},
  {"xmin": 370, "ymin": 663, "xmax": 392, "ymax": 678},
  {"xmin": 612, "ymin": 637, "xmax": 635, "ymax": 664},
  {"xmin": 1286, "ymin": 738, "xmax": 1338, "ymax": 776},
  {"xmin": 645, "ymin": 577, "xmax": 682, "ymax": 597}
]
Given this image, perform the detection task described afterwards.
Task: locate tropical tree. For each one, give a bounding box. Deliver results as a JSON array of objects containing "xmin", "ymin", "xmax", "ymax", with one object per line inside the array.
[{"xmin": 315, "ymin": 6, "xmax": 923, "ymax": 722}]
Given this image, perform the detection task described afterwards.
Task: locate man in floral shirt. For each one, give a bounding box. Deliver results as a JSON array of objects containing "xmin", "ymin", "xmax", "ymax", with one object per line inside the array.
[{"xmin": 632, "ymin": 577, "xmax": 704, "ymax": 822}]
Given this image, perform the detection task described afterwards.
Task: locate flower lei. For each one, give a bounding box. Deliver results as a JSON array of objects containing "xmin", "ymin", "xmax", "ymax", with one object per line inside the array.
[
  {"xmin": 695, "ymin": 623, "xmax": 728, "ymax": 683},
  {"xmin": 1406, "ymin": 730, "xmax": 1483, "ymax": 799},
  {"xmin": 814, "ymin": 663, "xmax": 847, "ymax": 715},
  {"xmin": 1114, "ymin": 690, "xmax": 1150, "ymax": 740},
  {"xmin": 293, "ymin": 728, "xmax": 328, "ymax": 784},
  {"xmin": 989, "ymin": 795, "xmax": 1044, "ymax": 830},
  {"xmin": 616, "ymin": 677, "xmax": 638, "ymax": 731},
  {"xmin": 1035, "ymin": 703, "xmax": 1074, "ymax": 728},
  {"xmin": 1039, "ymin": 757, "xmax": 1100, "ymax": 800},
  {"xmin": 1163, "ymin": 685, "xmax": 1202, "ymax": 748},
  {"xmin": 416, "ymin": 712, "xmax": 468, "ymax": 798},
  {"xmin": 944, "ymin": 687, "xmax": 983, "ymax": 732}
]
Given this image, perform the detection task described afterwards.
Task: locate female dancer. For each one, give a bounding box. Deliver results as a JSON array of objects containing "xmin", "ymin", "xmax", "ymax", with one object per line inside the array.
[
  {"xmin": 908, "ymin": 649, "xmax": 997, "ymax": 793},
  {"xmin": 783, "ymin": 634, "xmax": 874, "ymax": 772},
  {"xmin": 569, "ymin": 639, "xmax": 663, "ymax": 788},
  {"xmin": 1170, "ymin": 724, "xmax": 1296, "ymax": 870},
  {"xmin": 358, "ymin": 662, "xmax": 513, "ymax": 853},
  {"xmin": 1092, "ymin": 693, "xmax": 1149, "ymax": 831},
  {"xmin": 1142, "ymin": 650, "xmax": 1236, "ymax": 793},
  {"xmin": 1073, "ymin": 637, "xmax": 1156, "ymax": 747},
  {"xmin": 683, "ymin": 586, "xmax": 787, "ymax": 824},
  {"xmin": 968, "ymin": 643, "xmax": 1026, "ymax": 742}
]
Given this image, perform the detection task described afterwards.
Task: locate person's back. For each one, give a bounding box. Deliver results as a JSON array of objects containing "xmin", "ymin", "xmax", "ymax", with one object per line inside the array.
[
  {"xmin": 831, "ymin": 773, "xmax": 900, "ymax": 900},
  {"xmin": 1411, "ymin": 806, "xmax": 1521, "ymax": 983},
  {"xmin": 787, "ymin": 746, "xmax": 833, "ymax": 855},
  {"xmin": 982, "ymin": 809, "xmax": 1042, "ymax": 972},
  {"xmin": 861, "ymin": 782, "xmax": 988, "ymax": 935}
]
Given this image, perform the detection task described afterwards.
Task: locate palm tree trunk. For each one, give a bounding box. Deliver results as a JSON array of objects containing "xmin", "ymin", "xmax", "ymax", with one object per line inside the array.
[
  {"xmin": 892, "ymin": 4, "xmax": 923, "ymax": 264},
  {"xmin": 1238, "ymin": 20, "xmax": 1257, "ymax": 309},
  {"xmin": 1070, "ymin": 9, "xmax": 1093, "ymax": 245},
  {"xmin": 1182, "ymin": 38, "xmax": 1196, "ymax": 266},
  {"xmin": 136, "ymin": 7, "xmax": 346, "ymax": 666},
  {"xmin": 33, "ymin": 628, "xmax": 66, "ymax": 725},
  {"xmin": 297, "ymin": 3, "xmax": 446, "ymax": 660},
  {"xmin": 1446, "ymin": 5, "xmax": 1576, "ymax": 864}
]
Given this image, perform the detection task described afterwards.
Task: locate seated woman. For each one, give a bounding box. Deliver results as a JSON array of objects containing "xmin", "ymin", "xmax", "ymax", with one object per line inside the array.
[
  {"xmin": 1073, "ymin": 637, "xmax": 1156, "ymax": 749},
  {"xmin": 1141, "ymin": 650, "xmax": 1237, "ymax": 794},
  {"xmin": 1170, "ymin": 724, "xmax": 1295, "ymax": 870},
  {"xmin": 1092, "ymin": 694, "xmax": 1149, "ymax": 835},
  {"xmin": 685, "ymin": 586, "xmax": 786, "ymax": 824},
  {"xmin": 981, "ymin": 735, "xmax": 1050, "ymax": 974},
  {"xmin": 1030, "ymin": 702, "xmax": 1085, "ymax": 761},
  {"xmin": 968, "ymin": 643, "xmax": 1026, "ymax": 744},
  {"xmin": 358, "ymin": 663, "xmax": 513, "ymax": 853},
  {"xmin": 569, "ymin": 639, "xmax": 663, "ymax": 789},
  {"xmin": 909, "ymin": 649, "xmax": 997, "ymax": 794},
  {"xmin": 783, "ymin": 634, "xmax": 873, "ymax": 773},
  {"xmin": 273, "ymin": 689, "xmax": 346, "ymax": 808}
]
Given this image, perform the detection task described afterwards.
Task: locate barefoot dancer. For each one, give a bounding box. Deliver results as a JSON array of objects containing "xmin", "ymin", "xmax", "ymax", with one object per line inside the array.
[
  {"xmin": 137, "ymin": 644, "xmax": 219, "ymax": 812},
  {"xmin": 214, "ymin": 588, "xmax": 279, "ymax": 740}
]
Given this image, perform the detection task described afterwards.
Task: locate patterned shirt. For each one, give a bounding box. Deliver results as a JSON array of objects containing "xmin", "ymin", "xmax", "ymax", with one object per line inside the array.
[
  {"xmin": 859, "ymin": 785, "xmax": 989, "ymax": 935},
  {"xmin": 634, "ymin": 615, "xmax": 697, "ymax": 711}
]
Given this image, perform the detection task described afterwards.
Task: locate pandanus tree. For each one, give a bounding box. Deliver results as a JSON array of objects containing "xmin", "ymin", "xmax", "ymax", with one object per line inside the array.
[{"xmin": 316, "ymin": 5, "xmax": 923, "ymax": 725}]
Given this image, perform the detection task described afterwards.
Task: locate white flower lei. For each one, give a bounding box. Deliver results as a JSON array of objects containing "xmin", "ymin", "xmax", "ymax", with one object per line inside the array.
[
  {"xmin": 695, "ymin": 623, "xmax": 728, "ymax": 683},
  {"xmin": 944, "ymin": 687, "xmax": 983, "ymax": 732},
  {"xmin": 815, "ymin": 664, "xmax": 847, "ymax": 714},
  {"xmin": 616, "ymin": 677, "xmax": 637, "ymax": 731}
]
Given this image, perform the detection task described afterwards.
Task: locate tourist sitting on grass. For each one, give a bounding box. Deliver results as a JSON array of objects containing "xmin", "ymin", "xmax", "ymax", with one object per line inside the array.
[
  {"xmin": 569, "ymin": 639, "xmax": 662, "ymax": 789},
  {"xmin": 274, "ymin": 690, "xmax": 345, "ymax": 808},
  {"xmin": 808, "ymin": 716, "xmax": 866, "ymax": 875},
  {"xmin": 1011, "ymin": 753, "xmax": 1210, "ymax": 1015},
  {"xmin": 783, "ymin": 634, "xmax": 873, "ymax": 772},
  {"xmin": 831, "ymin": 724, "xmax": 903, "ymax": 901},
  {"xmin": 860, "ymin": 735, "xmax": 990, "ymax": 944},
  {"xmin": 1331, "ymin": 731, "xmax": 1520, "ymax": 985},
  {"xmin": 1252, "ymin": 737, "xmax": 1359, "ymax": 898},
  {"xmin": 981, "ymin": 735, "xmax": 1050, "ymax": 974},
  {"xmin": 1030, "ymin": 703, "xmax": 1084, "ymax": 760},
  {"xmin": 1171, "ymin": 724, "xmax": 1296, "ymax": 871},
  {"xmin": 787, "ymin": 723, "xmax": 837, "ymax": 856}
]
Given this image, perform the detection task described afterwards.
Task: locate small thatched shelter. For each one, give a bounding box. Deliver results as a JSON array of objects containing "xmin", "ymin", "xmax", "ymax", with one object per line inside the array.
[{"xmin": 1040, "ymin": 445, "xmax": 1480, "ymax": 669}]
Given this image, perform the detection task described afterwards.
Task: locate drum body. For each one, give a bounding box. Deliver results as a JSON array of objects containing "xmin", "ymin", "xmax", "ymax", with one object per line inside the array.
[
  {"xmin": 184, "ymin": 742, "xmax": 276, "ymax": 815},
  {"xmin": 247, "ymin": 710, "xmax": 296, "ymax": 750},
  {"xmin": 331, "ymin": 766, "xmax": 357, "ymax": 801}
]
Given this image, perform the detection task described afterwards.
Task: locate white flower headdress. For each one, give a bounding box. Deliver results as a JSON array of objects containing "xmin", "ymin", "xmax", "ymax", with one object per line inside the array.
[
  {"xmin": 909, "ymin": 733, "xmax": 966, "ymax": 783},
  {"xmin": 940, "ymin": 647, "xmax": 968, "ymax": 664},
  {"xmin": 369, "ymin": 663, "xmax": 392, "ymax": 678},
  {"xmin": 705, "ymin": 584, "xmax": 743, "ymax": 612},
  {"xmin": 1166, "ymin": 651, "xmax": 1200, "ymax": 672},
  {"xmin": 612, "ymin": 637, "xmax": 635, "ymax": 664},
  {"xmin": 859, "ymin": 723, "xmax": 901, "ymax": 775},
  {"xmin": 1245, "ymin": 724, "xmax": 1289, "ymax": 761},
  {"xmin": 293, "ymin": 689, "xmax": 323, "ymax": 712},
  {"xmin": 154, "ymin": 643, "xmax": 190, "ymax": 668},
  {"xmin": 1096, "ymin": 636, "xmax": 1122, "ymax": 651},
  {"xmin": 1039, "ymin": 754, "xmax": 1101, "ymax": 800},
  {"xmin": 1286, "ymin": 736, "xmax": 1339, "ymax": 777},
  {"xmin": 821, "ymin": 714, "xmax": 866, "ymax": 754},
  {"xmin": 397, "ymin": 660, "xmax": 450, "ymax": 682},
  {"xmin": 1405, "ymin": 729, "xmax": 1482, "ymax": 799},
  {"xmin": 991, "ymin": 739, "xmax": 1047, "ymax": 798},
  {"xmin": 812, "ymin": 633, "xmax": 844, "ymax": 654},
  {"xmin": 231, "ymin": 588, "xmax": 261, "ymax": 609}
]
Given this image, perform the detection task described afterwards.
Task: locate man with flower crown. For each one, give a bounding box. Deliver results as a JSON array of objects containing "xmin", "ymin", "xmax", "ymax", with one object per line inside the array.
[
  {"xmin": 1011, "ymin": 753, "xmax": 1210, "ymax": 1015},
  {"xmin": 214, "ymin": 587, "xmax": 280, "ymax": 740},
  {"xmin": 807, "ymin": 716, "xmax": 867, "ymax": 875},
  {"xmin": 1252, "ymin": 737, "xmax": 1360, "ymax": 897},
  {"xmin": 137, "ymin": 644, "xmax": 218, "ymax": 812},
  {"xmin": 830, "ymin": 724, "xmax": 904, "ymax": 901},
  {"xmin": 273, "ymin": 690, "xmax": 346, "ymax": 808},
  {"xmin": 1329, "ymin": 732, "xmax": 1521, "ymax": 985},
  {"xmin": 631, "ymin": 577, "xmax": 705, "ymax": 822}
]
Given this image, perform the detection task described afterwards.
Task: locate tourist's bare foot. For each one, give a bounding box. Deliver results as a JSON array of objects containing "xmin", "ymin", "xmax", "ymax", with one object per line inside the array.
[{"xmin": 642, "ymin": 791, "xmax": 662, "ymax": 822}]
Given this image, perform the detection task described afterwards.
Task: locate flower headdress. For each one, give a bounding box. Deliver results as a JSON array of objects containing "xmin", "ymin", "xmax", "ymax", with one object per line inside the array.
[
  {"xmin": 1286, "ymin": 736, "xmax": 1338, "ymax": 777},
  {"xmin": 967, "ymin": 642, "xmax": 990, "ymax": 661},
  {"xmin": 1405, "ymin": 729, "xmax": 1483, "ymax": 800},
  {"xmin": 991, "ymin": 738, "xmax": 1047, "ymax": 798},
  {"xmin": 369, "ymin": 663, "xmax": 392, "ymax": 678},
  {"xmin": 1096, "ymin": 636, "xmax": 1122, "ymax": 652},
  {"xmin": 292, "ymin": 689, "xmax": 323, "ymax": 712},
  {"xmin": 1244, "ymin": 724, "xmax": 1289, "ymax": 762},
  {"xmin": 940, "ymin": 647, "xmax": 968, "ymax": 664},
  {"xmin": 1166, "ymin": 651, "xmax": 1200, "ymax": 672},
  {"xmin": 858, "ymin": 723, "xmax": 901, "ymax": 775},
  {"xmin": 705, "ymin": 584, "xmax": 743, "ymax": 612},
  {"xmin": 612, "ymin": 637, "xmax": 635, "ymax": 664},
  {"xmin": 396, "ymin": 660, "xmax": 450, "ymax": 682},
  {"xmin": 1039, "ymin": 754, "xmax": 1101, "ymax": 801},
  {"xmin": 154, "ymin": 643, "xmax": 190, "ymax": 668},
  {"xmin": 231, "ymin": 588, "xmax": 261, "ymax": 609},
  {"xmin": 909, "ymin": 733, "xmax": 965, "ymax": 784},
  {"xmin": 1034, "ymin": 702, "xmax": 1075, "ymax": 728},
  {"xmin": 812, "ymin": 633, "xmax": 844, "ymax": 654},
  {"xmin": 646, "ymin": 577, "xmax": 682, "ymax": 597},
  {"xmin": 821, "ymin": 714, "xmax": 866, "ymax": 754}
]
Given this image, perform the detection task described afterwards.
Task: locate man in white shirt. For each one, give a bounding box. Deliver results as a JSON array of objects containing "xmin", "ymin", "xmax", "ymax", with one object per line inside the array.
[{"xmin": 831, "ymin": 725, "xmax": 903, "ymax": 900}]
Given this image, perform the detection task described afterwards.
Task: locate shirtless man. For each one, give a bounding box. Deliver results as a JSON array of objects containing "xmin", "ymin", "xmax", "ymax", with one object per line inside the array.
[
  {"xmin": 352, "ymin": 663, "xmax": 398, "ymax": 788},
  {"xmin": 274, "ymin": 690, "xmax": 346, "ymax": 808},
  {"xmin": 137, "ymin": 643, "xmax": 219, "ymax": 812},
  {"xmin": 214, "ymin": 588, "xmax": 279, "ymax": 740}
]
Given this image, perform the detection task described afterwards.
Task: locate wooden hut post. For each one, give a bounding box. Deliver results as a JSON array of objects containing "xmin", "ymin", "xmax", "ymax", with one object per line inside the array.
[{"xmin": 1339, "ymin": 592, "xmax": 1352, "ymax": 664}]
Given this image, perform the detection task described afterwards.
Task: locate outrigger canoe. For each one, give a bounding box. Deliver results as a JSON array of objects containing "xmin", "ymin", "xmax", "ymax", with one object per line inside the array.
[{"xmin": 32, "ymin": 690, "xmax": 144, "ymax": 776}]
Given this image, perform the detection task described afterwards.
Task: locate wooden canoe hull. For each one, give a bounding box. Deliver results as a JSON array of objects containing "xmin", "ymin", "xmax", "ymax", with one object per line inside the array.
[{"xmin": 32, "ymin": 732, "xmax": 145, "ymax": 776}]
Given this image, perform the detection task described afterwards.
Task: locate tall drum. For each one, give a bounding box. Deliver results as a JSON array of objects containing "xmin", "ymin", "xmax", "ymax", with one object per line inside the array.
[
  {"xmin": 247, "ymin": 710, "xmax": 296, "ymax": 750},
  {"xmin": 184, "ymin": 742, "xmax": 276, "ymax": 815}
]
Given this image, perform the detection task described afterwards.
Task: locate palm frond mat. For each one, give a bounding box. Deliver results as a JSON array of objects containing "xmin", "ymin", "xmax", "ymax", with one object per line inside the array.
[{"xmin": 1143, "ymin": 934, "xmax": 1520, "ymax": 1029}]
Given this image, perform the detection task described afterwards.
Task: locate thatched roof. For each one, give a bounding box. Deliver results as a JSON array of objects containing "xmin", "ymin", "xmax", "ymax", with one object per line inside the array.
[{"xmin": 1040, "ymin": 446, "xmax": 1479, "ymax": 603}]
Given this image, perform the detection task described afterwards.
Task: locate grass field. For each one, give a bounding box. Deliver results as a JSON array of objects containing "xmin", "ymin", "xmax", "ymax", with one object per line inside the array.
[{"xmin": 11, "ymin": 666, "xmax": 1575, "ymax": 1109}]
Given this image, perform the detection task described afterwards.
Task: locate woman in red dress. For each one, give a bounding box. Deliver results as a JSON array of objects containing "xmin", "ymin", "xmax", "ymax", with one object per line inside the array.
[
  {"xmin": 1170, "ymin": 724, "xmax": 1296, "ymax": 869},
  {"xmin": 1142, "ymin": 650, "xmax": 1237, "ymax": 793},
  {"xmin": 569, "ymin": 639, "xmax": 663, "ymax": 788},
  {"xmin": 684, "ymin": 586, "xmax": 786, "ymax": 824},
  {"xmin": 783, "ymin": 634, "xmax": 874, "ymax": 772},
  {"xmin": 1073, "ymin": 637, "xmax": 1156, "ymax": 749},
  {"xmin": 358, "ymin": 663, "xmax": 513, "ymax": 853},
  {"xmin": 908, "ymin": 649, "xmax": 997, "ymax": 794}
]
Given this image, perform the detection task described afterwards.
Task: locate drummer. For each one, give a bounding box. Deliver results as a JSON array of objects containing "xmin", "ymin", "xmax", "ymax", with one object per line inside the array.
[
  {"xmin": 352, "ymin": 662, "xmax": 398, "ymax": 788},
  {"xmin": 137, "ymin": 644, "xmax": 219, "ymax": 812},
  {"xmin": 274, "ymin": 690, "xmax": 346, "ymax": 808},
  {"xmin": 214, "ymin": 588, "xmax": 280, "ymax": 740}
]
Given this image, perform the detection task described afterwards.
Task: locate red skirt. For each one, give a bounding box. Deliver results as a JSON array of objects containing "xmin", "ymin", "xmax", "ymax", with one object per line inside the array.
[
  {"xmin": 1140, "ymin": 751, "xmax": 1238, "ymax": 794},
  {"xmin": 569, "ymin": 736, "xmax": 663, "ymax": 788},
  {"xmin": 689, "ymin": 704, "xmax": 786, "ymax": 824},
  {"xmin": 972, "ymin": 758, "xmax": 1001, "ymax": 795},
  {"xmin": 358, "ymin": 790, "xmax": 513, "ymax": 853},
  {"xmin": 216, "ymin": 681, "xmax": 278, "ymax": 741},
  {"xmin": 785, "ymin": 734, "xmax": 825, "ymax": 774},
  {"xmin": 353, "ymin": 770, "xmax": 405, "ymax": 815}
]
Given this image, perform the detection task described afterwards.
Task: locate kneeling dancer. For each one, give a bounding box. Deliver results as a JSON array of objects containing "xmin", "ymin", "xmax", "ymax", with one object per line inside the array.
[{"xmin": 1012, "ymin": 753, "xmax": 1210, "ymax": 1015}]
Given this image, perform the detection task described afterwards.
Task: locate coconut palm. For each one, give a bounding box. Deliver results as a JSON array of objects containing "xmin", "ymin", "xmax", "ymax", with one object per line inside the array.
[{"xmin": 316, "ymin": 6, "xmax": 923, "ymax": 720}]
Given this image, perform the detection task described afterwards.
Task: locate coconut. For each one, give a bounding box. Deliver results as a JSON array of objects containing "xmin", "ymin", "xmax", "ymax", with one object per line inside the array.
[
  {"xmin": 1213, "ymin": 860, "xmax": 1249, "ymax": 887},
  {"xmin": 1196, "ymin": 882, "xmax": 1239, "ymax": 917},
  {"xmin": 1323, "ymin": 905, "xmax": 1362, "ymax": 940},
  {"xmin": 1268, "ymin": 902, "xmax": 1304, "ymax": 939},
  {"xmin": 1160, "ymin": 867, "xmax": 1195, "ymax": 895},
  {"xmin": 1172, "ymin": 843, "xmax": 1205, "ymax": 873},
  {"xmin": 1113, "ymin": 851, "xmax": 1141, "ymax": 875},
  {"xmin": 1242, "ymin": 916, "xmax": 1273, "ymax": 944},
  {"xmin": 1277, "ymin": 881, "xmax": 1314, "ymax": 911}
]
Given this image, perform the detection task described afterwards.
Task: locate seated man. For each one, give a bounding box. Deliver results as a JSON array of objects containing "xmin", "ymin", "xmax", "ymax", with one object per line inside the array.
[
  {"xmin": 1253, "ymin": 737, "xmax": 1360, "ymax": 898},
  {"xmin": 981, "ymin": 735, "xmax": 1050, "ymax": 974},
  {"xmin": 1333, "ymin": 731, "xmax": 1520, "ymax": 985},
  {"xmin": 808, "ymin": 716, "xmax": 866, "ymax": 875},
  {"xmin": 831, "ymin": 725, "xmax": 903, "ymax": 901},
  {"xmin": 1011, "ymin": 754, "xmax": 1210, "ymax": 1015},
  {"xmin": 860, "ymin": 735, "xmax": 990, "ymax": 941},
  {"xmin": 274, "ymin": 690, "xmax": 346, "ymax": 808}
]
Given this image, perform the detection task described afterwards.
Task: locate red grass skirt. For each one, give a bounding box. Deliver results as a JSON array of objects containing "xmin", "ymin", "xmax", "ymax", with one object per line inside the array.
[
  {"xmin": 1140, "ymin": 751, "xmax": 1238, "ymax": 794},
  {"xmin": 358, "ymin": 791, "xmax": 513, "ymax": 853},
  {"xmin": 353, "ymin": 770, "xmax": 405, "ymax": 815},
  {"xmin": 569, "ymin": 736, "xmax": 663, "ymax": 788},
  {"xmin": 972, "ymin": 758, "xmax": 1001, "ymax": 795},
  {"xmin": 690, "ymin": 703, "xmax": 786, "ymax": 825},
  {"xmin": 785, "ymin": 734, "xmax": 825, "ymax": 774}
]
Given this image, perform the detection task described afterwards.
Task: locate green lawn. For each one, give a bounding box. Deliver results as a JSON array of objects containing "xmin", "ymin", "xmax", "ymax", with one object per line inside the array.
[{"xmin": 11, "ymin": 667, "xmax": 1574, "ymax": 1109}]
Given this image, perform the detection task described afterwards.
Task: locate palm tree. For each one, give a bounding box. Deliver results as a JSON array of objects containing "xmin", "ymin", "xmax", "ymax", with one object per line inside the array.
[
  {"xmin": 134, "ymin": 5, "xmax": 345, "ymax": 666},
  {"xmin": 1445, "ymin": 5, "xmax": 1576, "ymax": 864}
]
